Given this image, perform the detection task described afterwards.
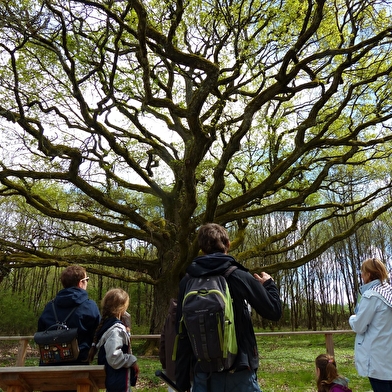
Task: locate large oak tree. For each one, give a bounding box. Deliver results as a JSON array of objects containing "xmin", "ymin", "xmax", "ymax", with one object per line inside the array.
[{"xmin": 0, "ymin": 0, "xmax": 392, "ymax": 333}]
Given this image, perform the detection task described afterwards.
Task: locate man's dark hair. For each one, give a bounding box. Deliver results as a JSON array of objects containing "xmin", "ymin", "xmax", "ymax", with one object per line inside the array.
[
  {"xmin": 60, "ymin": 265, "xmax": 86, "ymax": 288},
  {"xmin": 197, "ymin": 223, "xmax": 230, "ymax": 254}
]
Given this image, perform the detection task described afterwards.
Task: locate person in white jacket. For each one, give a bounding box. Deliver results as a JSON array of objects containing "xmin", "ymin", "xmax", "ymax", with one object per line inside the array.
[{"xmin": 349, "ymin": 257, "xmax": 392, "ymax": 392}]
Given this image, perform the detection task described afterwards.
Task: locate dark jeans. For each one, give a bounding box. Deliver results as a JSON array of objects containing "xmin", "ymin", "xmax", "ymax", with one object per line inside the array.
[
  {"xmin": 369, "ymin": 377, "xmax": 392, "ymax": 392},
  {"xmin": 192, "ymin": 368, "xmax": 261, "ymax": 392}
]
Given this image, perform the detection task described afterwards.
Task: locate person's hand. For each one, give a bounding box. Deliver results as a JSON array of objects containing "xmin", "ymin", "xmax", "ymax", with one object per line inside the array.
[{"xmin": 254, "ymin": 272, "xmax": 272, "ymax": 284}]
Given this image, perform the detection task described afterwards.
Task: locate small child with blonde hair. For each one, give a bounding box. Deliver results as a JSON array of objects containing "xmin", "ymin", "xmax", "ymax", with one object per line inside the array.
[
  {"xmin": 88, "ymin": 288, "xmax": 139, "ymax": 392},
  {"xmin": 315, "ymin": 354, "xmax": 352, "ymax": 392}
]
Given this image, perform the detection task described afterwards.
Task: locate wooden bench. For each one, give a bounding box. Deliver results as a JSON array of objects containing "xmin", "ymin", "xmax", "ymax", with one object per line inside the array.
[{"xmin": 0, "ymin": 365, "xmax": 106, "ymax": 392}]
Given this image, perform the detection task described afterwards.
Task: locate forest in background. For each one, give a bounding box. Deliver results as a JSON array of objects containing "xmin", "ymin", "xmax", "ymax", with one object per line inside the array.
[{"xmin": 1, "ymin": 204, "xmax": 392, "ymax": 336}]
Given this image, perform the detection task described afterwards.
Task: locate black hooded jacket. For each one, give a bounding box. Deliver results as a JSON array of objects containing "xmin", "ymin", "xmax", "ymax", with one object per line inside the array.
[{"xmin": 175, "ymin": 253, "xmax": 282, "ymax": 391}]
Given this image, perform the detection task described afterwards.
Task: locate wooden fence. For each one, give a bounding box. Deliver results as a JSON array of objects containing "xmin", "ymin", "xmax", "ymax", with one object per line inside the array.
[{"xmin": 0, "ymin": 330, "xmax": 355, "ymax": 367}]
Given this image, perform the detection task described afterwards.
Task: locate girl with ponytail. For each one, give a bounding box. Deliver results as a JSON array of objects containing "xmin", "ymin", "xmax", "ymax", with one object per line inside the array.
[
  {"xmin": 88, "ymin": 288, "xmax": 139, "ymax": 392},
  {"xmin": 315, "ymin": 354, "xmax": 351, "ymax": 392}
]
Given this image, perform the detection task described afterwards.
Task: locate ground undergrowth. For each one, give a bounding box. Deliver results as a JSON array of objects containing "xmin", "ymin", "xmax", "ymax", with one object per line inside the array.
[{"xmin": 0, "ymin": 332, "xmax": 372, "ymax": 391}]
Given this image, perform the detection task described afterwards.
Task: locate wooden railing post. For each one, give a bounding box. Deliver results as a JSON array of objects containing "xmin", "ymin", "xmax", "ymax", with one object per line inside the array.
[
  {"xmin": 325, "ymin": 332, "xmax": 334, "ymax": 357},
  {"xmin": 16, "ymin": 338, "xmax": 30, "ymax": 366}
]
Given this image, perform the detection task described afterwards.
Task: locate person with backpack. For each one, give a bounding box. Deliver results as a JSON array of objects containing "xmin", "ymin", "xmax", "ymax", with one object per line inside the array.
[
  {"xmin": 175, "ymin": 223, "xmax": 282, "ymax": 392},
  {"xmin": 37, "ymin": 265, "xmax": 101, "ymax": 365},
  {"xmin": 315, "ymin": 354, "xmax": 352, "ymax": 392},
  {"xmin": 88, "ymin": 288, "xmax": 139, "ymax": 392}
]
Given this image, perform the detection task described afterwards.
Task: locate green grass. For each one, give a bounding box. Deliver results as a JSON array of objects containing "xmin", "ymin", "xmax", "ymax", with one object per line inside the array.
[
  {"xmin": 132, "ymin": 332, "xmax": 372, "ymax": 392},
  {"xmin": 254, "ymin": 333, "xmax": 371, "ymax": 391},
  {"xmin": 0, "ymin": 333, "xmax": 373, "ymax": 392}
]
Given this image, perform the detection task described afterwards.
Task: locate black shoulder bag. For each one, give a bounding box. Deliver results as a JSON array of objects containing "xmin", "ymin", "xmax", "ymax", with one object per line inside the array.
[{"xmin": 34, "ymin": 301, "xmax": 80, "ymax": 364}]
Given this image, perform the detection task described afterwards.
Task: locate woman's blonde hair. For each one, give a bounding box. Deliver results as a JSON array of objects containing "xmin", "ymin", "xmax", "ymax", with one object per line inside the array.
[{"xmin": 361, "ymin": 258, "xmax": 389, "ymax": 283}]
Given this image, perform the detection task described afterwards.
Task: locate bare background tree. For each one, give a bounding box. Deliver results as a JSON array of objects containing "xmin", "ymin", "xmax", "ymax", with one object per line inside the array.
[{"xmin": 0, "ymin": 0, "xmax": 392, "ymax": 336}]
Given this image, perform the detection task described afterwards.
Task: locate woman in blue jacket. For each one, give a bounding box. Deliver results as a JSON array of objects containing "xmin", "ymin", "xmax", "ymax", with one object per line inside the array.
[{"xmin": 349, "ymin": 257, "xmax": 392, "ymax": 392}]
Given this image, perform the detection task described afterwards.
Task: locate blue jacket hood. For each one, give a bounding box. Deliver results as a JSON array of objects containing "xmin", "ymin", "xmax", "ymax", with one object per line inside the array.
[
  {"xmin": 359, "ymin": 279, "xmax": 380, "ymax": 295},
  {"xmin": 53, "ymin": 287, "xmax": 90, "ymax": 308}
]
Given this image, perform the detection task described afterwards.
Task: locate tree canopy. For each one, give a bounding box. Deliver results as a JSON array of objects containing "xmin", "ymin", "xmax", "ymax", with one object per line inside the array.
[{"xmin": 0, "ymin": 0, "xmax": 392, "ymax": 331}]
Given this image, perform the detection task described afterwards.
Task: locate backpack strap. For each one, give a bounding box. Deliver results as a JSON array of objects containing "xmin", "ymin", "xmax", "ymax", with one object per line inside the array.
[
  {"xmin": 223, "ymin": 265, "xmax": 237, "ymax": 279},
  {"xmin": 51, "ymin": 300, "xmax": 81, "ymax": 325}
]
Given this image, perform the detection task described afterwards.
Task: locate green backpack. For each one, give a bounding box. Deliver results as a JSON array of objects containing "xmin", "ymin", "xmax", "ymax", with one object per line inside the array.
[{"xmin": 180, "ymin": 266, "xmax": 238, "ymax": 372}]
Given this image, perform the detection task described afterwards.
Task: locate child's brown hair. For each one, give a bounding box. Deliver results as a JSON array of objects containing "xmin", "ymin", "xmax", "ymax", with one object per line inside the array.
[
  {"xmin": 87, "ymin": 288, "xmax": 129, "ymax": 363},
  {"xmin": 316, "ymin": 354, "xmax": 339, "ymax": 392}
]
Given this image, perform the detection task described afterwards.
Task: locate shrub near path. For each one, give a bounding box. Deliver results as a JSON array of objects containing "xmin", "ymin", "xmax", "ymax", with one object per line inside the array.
[{"xmin": 0, "ymin": 333, "xmax": 372, "ymax": 391}]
